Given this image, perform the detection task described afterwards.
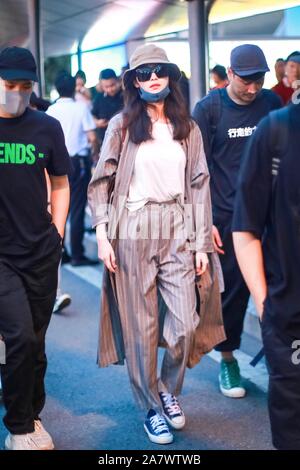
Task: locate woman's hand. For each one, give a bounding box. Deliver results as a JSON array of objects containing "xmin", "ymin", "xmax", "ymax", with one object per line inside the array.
[
  {"xmin": 195, "ymin": 252, "xmax": 209, "ymax": 276},
  {"xmin": 97, "ymin": 238, "xmax": 117, "ymax": 273},
  {"xmin": 96, "ymin": 224, "xmax": 117, "ymax": 273},
  {"xmin": 212, "ymin": 225, "xmax": 225, "ymax": 255}
]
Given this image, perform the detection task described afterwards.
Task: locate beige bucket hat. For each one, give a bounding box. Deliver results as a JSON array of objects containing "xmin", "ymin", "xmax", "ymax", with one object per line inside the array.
[{"xmin": 123, "ymin": 43, "xmax": 181, "ymax": 87}]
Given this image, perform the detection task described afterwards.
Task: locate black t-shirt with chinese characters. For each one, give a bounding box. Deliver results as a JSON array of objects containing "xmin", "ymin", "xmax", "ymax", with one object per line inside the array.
[
  {"xmin": 193, "ymin": 88, "xmax": 282, "ymax": 217},
  {"xmin": 232, "ymin": 104, "xmax": 300, "ymax": 334},
  {"xmin": 0, "ymin": 108, "xmax": 71, "ymax": 266}
]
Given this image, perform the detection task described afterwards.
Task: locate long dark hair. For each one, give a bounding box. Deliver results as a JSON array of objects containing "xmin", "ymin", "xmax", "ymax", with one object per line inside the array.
[{"xmin": 123, "ymin": 76, "xmax": 191, "ymax": 144}]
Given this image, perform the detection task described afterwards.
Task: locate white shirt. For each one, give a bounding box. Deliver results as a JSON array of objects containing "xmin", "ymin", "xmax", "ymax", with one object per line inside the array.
[
  {"xmin": 126, "ymin": 121, "xmax": 186, "ymax": 212},
  {"xmin": 46, "ymin": 98, "xmax": 95, "ymax": 157}
]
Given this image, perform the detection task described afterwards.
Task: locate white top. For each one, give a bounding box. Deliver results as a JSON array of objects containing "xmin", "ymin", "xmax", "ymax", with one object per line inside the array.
[
  {"xmin": 126, "ymin": 121, "xmax": 186, "ymax": 212},
  {"xmin": 46, "ymin": 98, "xmax": 95, "ymax": 157}
]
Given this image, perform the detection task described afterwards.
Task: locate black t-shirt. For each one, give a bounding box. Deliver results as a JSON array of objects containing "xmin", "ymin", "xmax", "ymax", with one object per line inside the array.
[
  {"xmin": 0, "ymin": 108, "xmax": 71, "ymax": 266},
  {"xmin": 232, "ymin": 104, "xmax": 300, "ymax": 334},
  {"xmin": 192, "ymin": 88, "xmax": 282, "ymax": 217},
  {"xmin": 92, "ymin": 90, "xmax": 124, "ymax": 141}
]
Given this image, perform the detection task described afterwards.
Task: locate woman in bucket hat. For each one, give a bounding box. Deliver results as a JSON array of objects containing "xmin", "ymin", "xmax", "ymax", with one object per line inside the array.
[{"xmin": 88, "ymin": 43, "xmax": 223, "ymax": 444}]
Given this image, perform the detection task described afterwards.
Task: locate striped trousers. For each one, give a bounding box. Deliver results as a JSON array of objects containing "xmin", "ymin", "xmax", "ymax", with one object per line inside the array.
[{"xmin": 114, "ymin": 201, "xmax": 198, "ymax": 412}]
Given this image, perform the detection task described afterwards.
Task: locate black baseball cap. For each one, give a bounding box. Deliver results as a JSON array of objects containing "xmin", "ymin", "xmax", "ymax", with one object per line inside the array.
[
  {"xmin": 230, "ymin": 44, "xmax": 269, "ymax": 77},
  {"xmin": 0, "ymin": 46, "xmax": 38, "ymax": 81}
]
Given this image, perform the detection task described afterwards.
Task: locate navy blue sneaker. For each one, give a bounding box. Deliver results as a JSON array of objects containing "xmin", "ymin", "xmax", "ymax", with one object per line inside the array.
[
  {"xmin": 144, "ymin": 409, "xmax": 173, "ymax": 444},
  {"xmin": 159, "ymin": 392, "xmax": 185, "ymax": 430}
]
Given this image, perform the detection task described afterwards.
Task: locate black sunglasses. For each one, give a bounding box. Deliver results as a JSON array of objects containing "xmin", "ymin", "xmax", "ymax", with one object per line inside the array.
[{"xmin": 135, "ymin": 64, "xmax": 169, "ymax": 82}]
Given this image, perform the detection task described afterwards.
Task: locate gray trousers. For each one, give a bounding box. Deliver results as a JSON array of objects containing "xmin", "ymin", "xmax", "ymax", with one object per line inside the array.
[{"xmin": 115, "ymin": 201, "xmax": 198, "ymax": 412}]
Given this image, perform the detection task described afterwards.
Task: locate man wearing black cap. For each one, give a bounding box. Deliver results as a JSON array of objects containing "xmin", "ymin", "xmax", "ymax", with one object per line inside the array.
[
  {"xmin": 0, "ymin": 47, "xmax": 70, "ymax": 450},
  {"xmin": 193, "ymin": 44, "xmax": 282, "ymax": 399},
  {"xmin": 91, "ymin": 68, "xmax": 123, "ymax": 144}
]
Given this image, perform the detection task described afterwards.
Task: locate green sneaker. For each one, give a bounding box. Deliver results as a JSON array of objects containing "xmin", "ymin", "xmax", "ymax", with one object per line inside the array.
[{"xmin": 219, "ymin": 358, "xmax": 246, "ymax": 398}]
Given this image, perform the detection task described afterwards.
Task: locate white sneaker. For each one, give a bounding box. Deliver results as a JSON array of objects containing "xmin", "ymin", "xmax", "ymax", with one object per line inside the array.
[
  {"xmin": 53, "ymin": 293, "xmax": 71, "ymax": 313},
  {"xmin": 5, "ymin": 421, "xmax": 54, "ymax": 450},
  {"xmin": 5, "ymin": 433, "xmax": 40, "ymax": 450}
]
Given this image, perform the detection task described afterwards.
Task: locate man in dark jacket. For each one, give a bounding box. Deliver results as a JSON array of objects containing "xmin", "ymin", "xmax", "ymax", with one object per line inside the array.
[
  {"xmin": 233, "ymin": 101, "xmax": 300, "ymax": 449},
  {"xmin": 92, "ymin": 68, "xmax": 123, "ymax": 145}
]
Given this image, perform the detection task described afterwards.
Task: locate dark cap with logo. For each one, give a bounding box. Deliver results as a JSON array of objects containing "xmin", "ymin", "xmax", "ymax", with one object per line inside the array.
[
  {"xmin": 0, "ymin": 46, "xmax": 38, "ymax": 81},
  {"xmin": 230, "ymin": 44, "xmax": 269, "ymax": 77}
]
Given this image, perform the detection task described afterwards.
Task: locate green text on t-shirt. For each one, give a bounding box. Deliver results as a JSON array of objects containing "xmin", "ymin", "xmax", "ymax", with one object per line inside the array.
[{"xmin": 0, "ymin": 142, "xmax": 45, "ymax": 165}]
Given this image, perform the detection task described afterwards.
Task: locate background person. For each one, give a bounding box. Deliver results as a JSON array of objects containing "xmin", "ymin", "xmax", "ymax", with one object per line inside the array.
[
  {"xmin": 210, "ymin": 64, "xmax": 228, "ymax": 89},
  {"xmin": 47, "ymin": 72, "xmax": 99, "ymax": 266},
  {"xmin": 272, "ymin": 51, "xmax": 300, "ymax": 105},
  {"xmin": 91, "ymin": 68, "xmax": 123, "ymax": 146}
]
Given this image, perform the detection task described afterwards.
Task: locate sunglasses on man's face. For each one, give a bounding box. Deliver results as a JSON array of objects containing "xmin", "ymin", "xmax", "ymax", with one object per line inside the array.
[{"xmin": 135, "ymin": 64, "xmax": 169, "ymax": 82}]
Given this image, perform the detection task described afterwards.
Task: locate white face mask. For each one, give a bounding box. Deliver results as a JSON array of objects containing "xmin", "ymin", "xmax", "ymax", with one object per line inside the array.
[{"xmin": 0, "ymin": 89, "xmax": 31, "ymax": 116}]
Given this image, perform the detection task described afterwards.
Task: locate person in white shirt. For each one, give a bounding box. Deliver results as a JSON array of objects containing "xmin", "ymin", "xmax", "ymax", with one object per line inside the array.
[{"xmin": 47, "ymin": 73, "xmax": 98, "ymax": 266}]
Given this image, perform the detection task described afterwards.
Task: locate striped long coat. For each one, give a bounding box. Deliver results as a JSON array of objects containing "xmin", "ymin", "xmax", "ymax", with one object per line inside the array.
[{"xmin": 88, "ymin": 113, "xmax": 226, "ymax": 368}]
